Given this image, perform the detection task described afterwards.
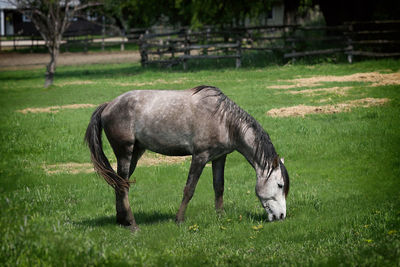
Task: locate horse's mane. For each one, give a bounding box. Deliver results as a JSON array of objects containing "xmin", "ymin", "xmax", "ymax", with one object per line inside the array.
[{"xmin": 192, "ymin": 85, "xmax": 277, "ymax": 170}]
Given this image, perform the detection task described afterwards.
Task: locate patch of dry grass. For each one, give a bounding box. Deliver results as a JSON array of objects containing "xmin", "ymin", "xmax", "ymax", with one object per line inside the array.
[
  {"xmin": 57, "ymin": 80, "xmax": 95, "ymax": 86},
  {"xmin": 43, "ymin": 153, "xmax": 189, "ymax": 175},
  {"xmin": 268, "ymin": 72, "xmax": 400, "ymax": 89},
  {"xmin": 17, "ymin": 104, "xmax": 96, "ymax": 114},
  {"xmin": 287, "ymin": 86, "xmax": 352, "ymax": 96},
  {"xmin": 266, "ymin": 98, "xmax": 390, "ymax": 117}
]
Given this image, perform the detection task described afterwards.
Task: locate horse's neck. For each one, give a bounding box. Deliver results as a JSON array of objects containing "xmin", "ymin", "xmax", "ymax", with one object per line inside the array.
[{"xmin": 235, "ymin": 126, "xmax": 263, "ymax": 172}]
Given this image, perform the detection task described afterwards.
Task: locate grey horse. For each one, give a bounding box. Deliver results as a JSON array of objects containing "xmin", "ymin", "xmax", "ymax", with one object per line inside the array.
[{"xmin": 85, "ymin": 85, "xmax": 289, "ymax": 231}]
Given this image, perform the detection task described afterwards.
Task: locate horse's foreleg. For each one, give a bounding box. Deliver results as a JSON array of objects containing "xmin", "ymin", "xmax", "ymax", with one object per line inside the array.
[
  {"xmin": 212, "ymin": 155, "xmax": 226, "ymax": 213},
  {"xmin": 176, "ymin": 155, "xmax": 207, "ymax": 223}
]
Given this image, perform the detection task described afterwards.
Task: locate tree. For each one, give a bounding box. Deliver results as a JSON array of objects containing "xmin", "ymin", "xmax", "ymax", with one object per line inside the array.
[
  {"xmin": 190, "ymin": 0, "xmax": 271, "ymax": 28},
  {"xmin": 100, "ymin": 0, "xmax": 273, "ymax": 31},
  {"xmin": 99, "ymin": 0, "xmax": 169, "ymax": 33},
  {"xmin": 316, "ymin": 0, "xmax": 376, "ymax": 26},
  {"xmin": 285, "ymin": 0, "xmax": 400, "ymax": 26},
  {"xmin": 166, "ymin": 0, "xmax": 272, "ymax": 28},
  {"xmin": 12, "ymin": 0, "xmax": 100, "ymax": 87}
]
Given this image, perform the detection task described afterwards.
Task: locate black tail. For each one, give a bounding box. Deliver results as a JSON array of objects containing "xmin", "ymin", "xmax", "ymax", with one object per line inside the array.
[{"xmin": 84, "ymin": 103, "xmax": 129, "ymax": 191}]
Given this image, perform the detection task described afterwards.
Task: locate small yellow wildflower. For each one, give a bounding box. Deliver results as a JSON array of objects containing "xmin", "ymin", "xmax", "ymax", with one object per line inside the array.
[
  {"xmin": 188, "ymin": 224, "xmax": 199, "ymax": 232},
  {"xmin": 252, "ymin": 224, "xmax": 263, "ymax": 231},
  {"xmin": 388, "ymin": 230, "xmax": 397, "ymax": 235}
]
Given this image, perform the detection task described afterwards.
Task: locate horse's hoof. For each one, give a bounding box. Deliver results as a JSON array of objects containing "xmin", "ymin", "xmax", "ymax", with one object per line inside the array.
[
  {"xmin": 216, "ymin": 208, "xmax": 225, "ymax": 215},
  {"xmin": 175, "ymin": 217, "xmax": 185, "ymax": 225},
  {"xmin": 126, "ymin": 224, "xmax": 140, "ymax": 233}
]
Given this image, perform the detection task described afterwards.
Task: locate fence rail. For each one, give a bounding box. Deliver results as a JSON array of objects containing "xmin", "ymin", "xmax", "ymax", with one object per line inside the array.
[{"xmin": 0, "ymin": 28, "xmax": 146, "ymax": 52}]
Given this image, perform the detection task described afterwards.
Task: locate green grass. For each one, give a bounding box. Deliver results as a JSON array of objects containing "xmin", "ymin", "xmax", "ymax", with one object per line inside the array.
[{"xmin": 0, "ymin": 59, "xmax": 400, "ymax": 266}]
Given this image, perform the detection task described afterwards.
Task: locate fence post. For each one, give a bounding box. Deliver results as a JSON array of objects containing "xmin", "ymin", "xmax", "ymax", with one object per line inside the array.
[
  {"xmin": 236, "ymin": 38, "xmax": 241, "ymax": 68},
  {"xmin": 84, "ymin": 34, "xmax": 88, "ymax": 53},
  {"xmin": 101, "ymin": 16, "xmax": 105, "ymax": 51},
  {"xmin": 203, "ymin": 28, "xmax": 210, "ymax": 55},
  {"xmin": 158, "ymin": 39, "xmax": 162, "ymax": 60},
  {"xmin": 30, "ymin": 34, "xmax": 33, "ymax": 53},
  {"xmin": 346, "ymin": 24, "xmax": 353, "ymax": 64},
  {"xmin": 121, "ymin": 29, "xmax": 125, "ymax": 51},
  {"xmin": 65, "ymin": 36, "xmax": 69, "ymax": 53},
  {"xmin": 286, "ymin": 25, "xmax": 297, "ymax": 62},
  {"xmin": 139, "ymin": 31, "xmax": 148, "ymax": 67},
  {"xmin": 291, "ymin": 40, "xmax": 296, "ymax": 62},
  {"xmin": 169, "ymin": 37, "xmax": 174, "ymax": 58},
  {"xmin": 183, "ymin": 29, "xmax": 191, "ymax": 70}
]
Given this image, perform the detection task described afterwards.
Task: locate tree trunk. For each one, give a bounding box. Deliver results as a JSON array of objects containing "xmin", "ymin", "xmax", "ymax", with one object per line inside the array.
[
  {"xmin": 14, "ymin": 1, "xmax": 101, "ymax": 88},
  {"xmin": 44, "ymin": 42, "xmax": 59, "ymax": 88}
]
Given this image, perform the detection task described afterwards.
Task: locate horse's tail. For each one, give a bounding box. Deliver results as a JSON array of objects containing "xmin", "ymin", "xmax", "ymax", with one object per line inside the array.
[{"xmin": 84, "ymin": 103, "xmax": 129, "ymax": 191}]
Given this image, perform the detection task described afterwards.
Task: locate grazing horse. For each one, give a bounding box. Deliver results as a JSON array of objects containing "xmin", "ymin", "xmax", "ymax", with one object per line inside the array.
[{"xmin": 85, "ymin": 86, "xmax": 289, "ymax": 231}]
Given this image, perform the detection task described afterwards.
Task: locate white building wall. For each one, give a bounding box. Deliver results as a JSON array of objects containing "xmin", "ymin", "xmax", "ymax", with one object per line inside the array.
[
  {"xmin": 267, "ymin": 3, "xmax": 284, "ymax": 25},
  {"xmin": 0, "ymin": 9, "xmax": 4, "ymax": 36},
  {"xmin": 0, "ymin": 0, "xmax": 15, "ymax": 36}
]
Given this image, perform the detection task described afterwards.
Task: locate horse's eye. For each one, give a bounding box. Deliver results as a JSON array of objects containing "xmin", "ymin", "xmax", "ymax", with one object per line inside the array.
[{"xmin": 278, "ymin": 184, "xmax": 283, "ymax": 189}]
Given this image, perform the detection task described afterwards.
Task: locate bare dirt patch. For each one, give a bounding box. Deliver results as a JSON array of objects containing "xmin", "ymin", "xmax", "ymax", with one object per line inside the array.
[
  {"xmin": 43, "ymin": 153, "xmax": 189, "ymax": 175},
  {"xmin": 288, "ymin": 86, "xmax": 352, "ymax": 96},
  {"xmin": 44, "ymin": 162, "xmax": 94, "ymax": 175},
  {"xmin": 266, "ymin": 98, "xmax": 390, "ymax": 117},
  {"xmin": 17, "ymin": 104, "xmax": 96, "ymax": 114},
  {"xmin": 268, "ymin": 72, "xmax": 400, "ymax": 89},
  {"xmin": 269, "ymin": 84, "xmax": 319, "ymax": 89},
  {"xmin": 114, "ymin": 78, "xmax": 188, "ymax": 87},
  {"xmin": 0, "ymin": 51, "xmax": 141, "ymax": 70},
  {"xmin": 58, "ymin": 80, "xmax": 95, "ymax": 86}
]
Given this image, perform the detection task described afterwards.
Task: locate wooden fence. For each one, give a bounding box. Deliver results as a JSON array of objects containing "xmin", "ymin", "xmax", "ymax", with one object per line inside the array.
[
  {"xmin": 1, "ymin": 20, "xmax": 399, "ymax": 68},
  {"xmin": 139, "ymin": 20, "xmax": 400, "ymax": 69},
  {"xmin": 344, "ymin": 20, "xmax": 400, "ymax": 63},
  {"xmin": 139, "ymin": 28, "xmax": 242, "ymax": 69}
]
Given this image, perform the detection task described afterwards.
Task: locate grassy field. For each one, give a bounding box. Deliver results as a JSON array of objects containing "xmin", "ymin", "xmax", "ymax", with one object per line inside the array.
[{"xmin": 0, "ymin": 59, "xmax": 399, "ymax": 266}]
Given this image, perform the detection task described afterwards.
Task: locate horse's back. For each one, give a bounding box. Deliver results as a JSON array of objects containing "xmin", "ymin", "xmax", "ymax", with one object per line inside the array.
[{"xmin": 101, "ymin": 89, "xmax": 226, "ymax": 156}]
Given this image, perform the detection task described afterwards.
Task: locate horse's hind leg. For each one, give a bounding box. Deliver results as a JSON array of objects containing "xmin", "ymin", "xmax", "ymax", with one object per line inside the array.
[
  {"xmin": 129, "ymin": 145, "xmax": 145, "ymax": 177},
  {"xmin": 113, "ymin": 142, "xmax": 144, "ymax": 231},
  {"xmin": 212, "ymin": 155, "xmax": 226, "ymax": 213}
]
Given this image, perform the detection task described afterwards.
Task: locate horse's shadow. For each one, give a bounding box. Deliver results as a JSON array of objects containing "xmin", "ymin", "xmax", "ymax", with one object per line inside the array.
[
  {"xmin": 77, "ymin": 210, "xmax": 270, "ymax": 228},
  {"xmin": 77, "ymin": 211, "xmax": 175, "ymax": 228}
]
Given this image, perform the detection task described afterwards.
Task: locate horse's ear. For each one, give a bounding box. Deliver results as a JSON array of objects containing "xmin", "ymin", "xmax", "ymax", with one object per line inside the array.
[
  {"xmin": 272, "ymin": 155, "xmax": 279, "ymax": 169},
  {"xmin": 281, "ymin": 157, "xmax": 285, "ymax": 164}
]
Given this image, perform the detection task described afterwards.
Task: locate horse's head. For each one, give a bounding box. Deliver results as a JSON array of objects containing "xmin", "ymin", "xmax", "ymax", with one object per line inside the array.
[{"xmin": 255, "ymin": 155, "xmax": 290, "ymax": 222}]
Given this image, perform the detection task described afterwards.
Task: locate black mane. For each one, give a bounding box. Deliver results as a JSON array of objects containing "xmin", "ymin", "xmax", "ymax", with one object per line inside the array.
[
  {"xmin": 192, "ymin": 85, "xmax": 277, "ymax": 170},
  {"xmin": 193, "ymin": 85, "xmax": 289, "ymax": 196}
]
